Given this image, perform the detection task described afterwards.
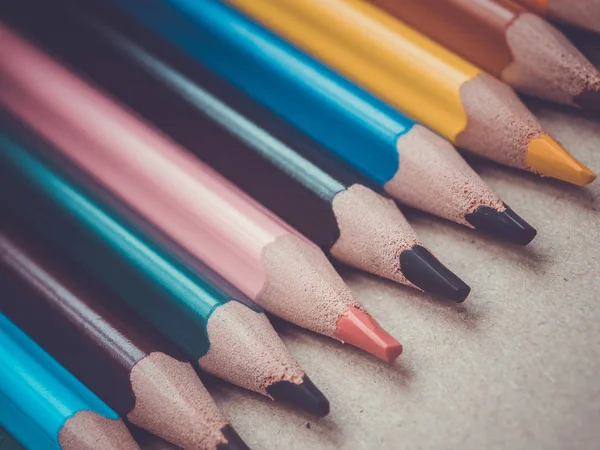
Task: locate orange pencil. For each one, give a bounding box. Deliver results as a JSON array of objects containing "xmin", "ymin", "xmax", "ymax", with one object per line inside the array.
[{"xmin": 516, "ymin": 0, "xmax": 600, "ymax": 34}]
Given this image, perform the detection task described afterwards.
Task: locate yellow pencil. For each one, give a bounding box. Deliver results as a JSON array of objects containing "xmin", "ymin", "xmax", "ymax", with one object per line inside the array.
[{"xmin": 225, "ymin": 0, "xmax": 597, "ymax": 186}]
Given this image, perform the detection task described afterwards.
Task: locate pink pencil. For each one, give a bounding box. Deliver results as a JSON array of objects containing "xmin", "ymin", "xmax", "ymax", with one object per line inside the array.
[{"xmin": 0, "ymin": 23, "xmax": 402, "ymax": 362}]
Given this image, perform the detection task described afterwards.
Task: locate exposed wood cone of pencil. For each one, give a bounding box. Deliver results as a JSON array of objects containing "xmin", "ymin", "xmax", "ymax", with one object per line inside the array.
[
  {"xmin": 223, "ymin": 0, "xmax": 597, "ymax": 186},
  {"xmin": 516, "ymin": 0, "xmax": 600, "ymax": 35},
  {"xmin": 0, "ymin": 310, "xmax": 140, "ymax": 450},
  {"xmin": 14, "ymin": 4, "xmax": 476, "ymax": 302},
  {"xmin": 0, "ymin": 125, "xmax": 330, "ymax": 418},
  {"xmin": 0, "ymin": 22, "xmax": 403, "ymax": 362},
  {"xmin": 81, "ymin": 0, "xmax": 539, "ymax": 248},
  {"xmin": 0, "ymin": 224, "xmax": 251, "ymax": 450},
  {"xmin": 367, "ymin": 0, "xmax": 600, "ymax": 110}
]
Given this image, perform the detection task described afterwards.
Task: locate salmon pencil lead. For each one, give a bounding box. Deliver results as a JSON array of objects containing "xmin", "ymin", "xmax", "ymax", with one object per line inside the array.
[
  {"xmin": 259, "ymin": 234, "xmax": 402, "ymax": 362},
  {"xmin": 338, "ymin": 307, "xmax": 403, "ymax": 362}
]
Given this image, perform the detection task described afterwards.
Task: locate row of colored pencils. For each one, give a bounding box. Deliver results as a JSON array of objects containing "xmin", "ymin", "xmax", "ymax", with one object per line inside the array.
[{"xmin": 0, "ymin": 0, "xmax": 597, "ymax": 448}]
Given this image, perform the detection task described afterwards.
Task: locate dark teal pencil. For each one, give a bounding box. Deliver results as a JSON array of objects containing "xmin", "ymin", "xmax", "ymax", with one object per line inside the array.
[{"xmin": 0, "ymin": 126, "xmax": 329, "ymax": 416}]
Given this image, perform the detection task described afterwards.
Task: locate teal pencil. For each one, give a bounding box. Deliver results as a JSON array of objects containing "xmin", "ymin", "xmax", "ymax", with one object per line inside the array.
[
  {"xmin": 0, "ymin": 312, "xmax": 138, "ymax": 450},
  {"xmin": 0, "ymin": 127, "xmax": 329, "ymax": 416}
]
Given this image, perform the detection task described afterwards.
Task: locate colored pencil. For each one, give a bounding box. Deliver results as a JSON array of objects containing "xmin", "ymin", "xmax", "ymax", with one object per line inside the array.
[
  {"xmin": 0, "ymin": 425, "xmax": 24, "ymax": 450},
  {"xmin": 0, "ymin": 23, "xmax": 402, "ymax": 362},
  {"xmin": 0, "ymin": 128, "xmax": 328, "ymax": 416},
  {"xmin": 0, "ymin": 225, "xmax": 249, "ymax": 450},
  {"xmin": 366, "ymin": 0, "xmax": 600, "ymax": 108},
  {"xmin": 516, "ymin": 0, "xmax": 600, "ymax": 34},
  {"xmin": 216, "ymin": 0, "xmax": 596, "ymax": 186},
  {"xmin": 0, "ymin": 311, "xmax": 139, "ymax": 450},
  {"xmin": 10, "ymin": 6, "xmax": 470, "ymax": 300},
  {"xmin": 62, "ymin": 0, "xmax": 538, "ymax": 246}
]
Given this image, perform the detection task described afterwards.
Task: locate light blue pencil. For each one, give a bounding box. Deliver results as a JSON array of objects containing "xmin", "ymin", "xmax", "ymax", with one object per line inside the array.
[
  {"xmin": 0, "ymin": 312, "xmax": 139, "ymax": 450},
  {"xmin": 101, "ymin": 0, "xmax": 536, "ymax": 245}
]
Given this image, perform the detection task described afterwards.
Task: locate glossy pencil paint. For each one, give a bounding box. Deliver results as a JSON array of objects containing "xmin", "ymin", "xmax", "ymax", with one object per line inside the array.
[
  {"xmin": 0, "ymin": 129, "xmax": 328, "ymax": 416},
  {"xmin": 0, "ymin": 22, "xmax": 402, "ymax": 361},
  {"xmin": 64, "ymin": 0, "xmax": 538, "ymax": 245},
  {"xmin": 0, "ymin": 312, "xmax": 138, "ymax": 450},
  {"xmin": 367, "ymin": 0, "xmax": 600, "ymax": 108},
  {"xmin": 7, "ymin": 5, "xmax": 471, "ymax": 300},
  {"xmin": 0, "ymin": 224, "xmax": 250, "ymax": 450},
  {"xmin": 218, "ymin": 0, "xmax": 595, "ymax": 186}
]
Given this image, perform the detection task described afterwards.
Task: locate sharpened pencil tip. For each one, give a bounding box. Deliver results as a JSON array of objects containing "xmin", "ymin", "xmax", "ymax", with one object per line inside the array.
[
  {"xmin": 218, "ymin": 425, "xmax": 251, "ymax": 450},
  {"xmin": 399, "ymin": 245, "xmax": 470, "ymax": 302},
  {"xmin": 574, "ymin": 89, "xmax": 600, "ymax": 111},
  {"xmin": 466, "ymin": 203, "xmax": 537, "ymax": 246},
  {"xmin": 336, "ymin": 307, "xmax": 403, "ymax": 362},
  {"xmin": 525, "ymin": 134, "xmax": 597, "ymax": 186},
  {"xmin": 267, "ymin": 375, "xmax": 330, "ymax": 416}
]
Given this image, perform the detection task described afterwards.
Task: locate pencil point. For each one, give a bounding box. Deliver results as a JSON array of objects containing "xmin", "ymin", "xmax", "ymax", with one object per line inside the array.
[
  {"xmin": 466, "ymin": 204, "xmax": 537, "ymax": 246},
  {"xmin": 60, "ymin": 412, "xmax": 139, "ymax": 450},
  {"xmin": 218, "ymin": 425, "xmax": 251, "ymax": 450},
  {"xmin": 525, "ymin": 134, "xmax": 597, "ymax": 186},
  {"xmin": 399, "ymin": 245, "xmax": 470, "ymax": 302},
  {"xmin": 129, "ymin": 353, "xmax": 245, "ymax": 449},
  {"xmin": 266, "ymin": 375, "xmax": 330, "ymax": 417},
  {"xmin": 574, "ymin": 89, "xmax": 600, "ymax": 111},
  {"xmin": 336, "ymin": 307, "xmax": 403, "ymax": 362}
]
